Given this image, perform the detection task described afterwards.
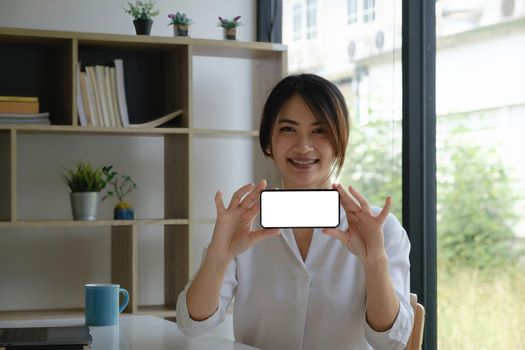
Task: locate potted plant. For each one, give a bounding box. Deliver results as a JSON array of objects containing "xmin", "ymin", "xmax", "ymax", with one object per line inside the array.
[
  {"xmin": 168, "ymin": 12, "xmax": 192, "ymax": 37},
  {"xmin": 218, "ymin": 16, "xmax": 242, "ymax": 40},
  {"xmin": 124, "ymin": 0, "xmax": 160, "ymax": 35},
  {"xmin": 102, "ymin": 166, "xmax": 139, "ymax": 220},
  {"xmin": 63, "ymin": 163, "xmax": 108, "ymax": 221}
]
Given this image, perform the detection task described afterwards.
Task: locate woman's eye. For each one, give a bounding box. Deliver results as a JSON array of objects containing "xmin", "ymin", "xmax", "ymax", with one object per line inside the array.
[
  {"xmin": 279, "ymin": 126, "xmax": 294, "ymax": 132},
  {"xmin": 313, "ymin": 128, "xmax": 326, "ymax": 134}
]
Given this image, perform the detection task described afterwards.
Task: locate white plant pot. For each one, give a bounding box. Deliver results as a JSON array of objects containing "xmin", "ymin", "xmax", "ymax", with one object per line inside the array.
[{"xmin": 70, "ymin": 192, "xmax": 99, "ymax": 221}]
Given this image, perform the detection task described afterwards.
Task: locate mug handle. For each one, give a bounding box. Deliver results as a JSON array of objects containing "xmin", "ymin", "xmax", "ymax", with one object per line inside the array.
[{"xmin": 119, "ymin": 288, "xmax": 129, "ymax": 313}]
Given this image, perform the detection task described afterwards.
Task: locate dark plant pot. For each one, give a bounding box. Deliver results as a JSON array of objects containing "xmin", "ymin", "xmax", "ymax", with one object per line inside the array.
[
  {"xmin": 133, "ymin": 19, "xmax": 153, "ymax": 35},
  {"xmin": 224, "ymin": 27, "xmax": 237, "ymax": 40},
  {"xmin": 174, "ymin": 24, "xmax": 189, "ymax": 37},
  {"xmin": 114, "ymin": 207, "xmax": 134, "ymax": 220}
]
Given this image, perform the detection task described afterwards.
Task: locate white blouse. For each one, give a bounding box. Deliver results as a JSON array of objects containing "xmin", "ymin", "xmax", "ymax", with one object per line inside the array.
[{"xmin": 176, "ymin": 207, "xmax": 414, "ymax": 350}]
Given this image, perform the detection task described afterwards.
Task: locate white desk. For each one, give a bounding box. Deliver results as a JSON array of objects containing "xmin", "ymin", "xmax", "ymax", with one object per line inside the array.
[{"xmin": 0, "ymin": 315, "xmax": 258, "ymax": 350}]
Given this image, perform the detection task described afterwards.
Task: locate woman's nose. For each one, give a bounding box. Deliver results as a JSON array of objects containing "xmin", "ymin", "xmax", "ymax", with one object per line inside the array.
[{"xmin": 294, "ymin": 134, "xmax": 314, "ymax": 153}]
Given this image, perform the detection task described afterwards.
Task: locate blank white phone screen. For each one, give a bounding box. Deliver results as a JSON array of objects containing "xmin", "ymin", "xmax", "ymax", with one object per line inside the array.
[{"xmin": 260, "ymin": 190, "xmax": 340, "ymax": 228}]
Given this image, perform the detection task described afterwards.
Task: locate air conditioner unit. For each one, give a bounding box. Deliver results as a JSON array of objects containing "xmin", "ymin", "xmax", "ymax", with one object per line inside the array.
[
  {"xmin": 348, "ymin": 40, "xmax": 357, "ymax": 60},
  {"xmin": 368, "ymin": 27, "xmax": 396, "ymax": 55}
]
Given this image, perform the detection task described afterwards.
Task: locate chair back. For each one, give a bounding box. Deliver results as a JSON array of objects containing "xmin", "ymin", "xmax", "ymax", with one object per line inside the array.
[{"xmin": 405, "ymin": 293, "xmax": 425, "ymax": 350}]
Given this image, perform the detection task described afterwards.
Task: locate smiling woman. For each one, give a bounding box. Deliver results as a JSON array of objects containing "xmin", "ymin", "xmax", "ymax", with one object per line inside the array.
[
  {"xmin": 176, "ymin": 73, "xmax": 414, "ymax": 350},
  {"xmin": 259, "ymin": 74, "xmax": 349, "ymax": 186}
]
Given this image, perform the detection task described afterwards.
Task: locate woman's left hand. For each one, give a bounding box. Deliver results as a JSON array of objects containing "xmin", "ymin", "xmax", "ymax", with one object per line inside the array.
[{"xmin": 323, "ymin": 183, "xmax": 391, "ymax": 263}]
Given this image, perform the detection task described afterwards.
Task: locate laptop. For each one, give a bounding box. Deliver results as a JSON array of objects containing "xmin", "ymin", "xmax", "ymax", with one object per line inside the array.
[{"xmin": 0, "ymin": 325, "xmax": 92, "ymax": 350}]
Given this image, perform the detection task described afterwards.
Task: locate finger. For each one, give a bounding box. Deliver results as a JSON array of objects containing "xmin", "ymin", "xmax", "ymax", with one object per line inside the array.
[
  {"xmin": 215, "ymin": 191, "xmax": 226, "ymax": 214},
  {"xmin": 333, "ymin": 183, "xmax": 361, "ymax": 213},
  {"xmin": 228, "ymin": 183, "xmax": 255, "ymax": 210},
  {"xmin": 348, "ymin": 185, "xmax": 370, "ymax": 211},
  {"xmin": 377, "ymin": 196, "xmax": 392, "ymax": 222},
  {"xmin": 244, "ymin": 199, "xmax": 261, "ymax": 219},
  {"xmin": 240, "ymin": 180, "xmax": 266, "ymax": 208},
  {"xmin": 251, "ymin": 227, "xmax": 280, "ymax": 245},
  {"xmin": 322, "ymin": 228, "xmax": 350, "ymax": 247}
]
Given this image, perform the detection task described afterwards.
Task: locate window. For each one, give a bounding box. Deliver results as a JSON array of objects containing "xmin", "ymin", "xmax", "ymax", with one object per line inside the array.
[
  {"xmin": 293, "ymin": 3, "xmax": 302, "ymax": 41},
  {"xmin": 306, "ymin": 0, "xmax": 317, "ymax": 39},
  {"xmin": 348, "ymin": 0, "xmax": 358, "ymax": 24},
  {"xmin": 284, "ymin": 0, "xmax": 403, "ymax": 218},
  {"xmin": 363, "ymin": 0, "xmax": 375, "ymax": 23},
  {"xmin": 436, "ymin": 1, "xmax": 525, "ymax": 348}
]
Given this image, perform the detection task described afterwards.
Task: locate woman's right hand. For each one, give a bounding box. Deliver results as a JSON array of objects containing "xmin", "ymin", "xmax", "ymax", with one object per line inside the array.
[{"xmin": 207, "ymin": 179, "xmax": 280, "ymax": 262}]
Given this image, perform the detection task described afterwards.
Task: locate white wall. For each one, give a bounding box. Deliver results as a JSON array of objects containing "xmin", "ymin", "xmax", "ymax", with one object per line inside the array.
[{"xmin": 0, "ymin": 0, "xmax": 261, "ymax": 340}]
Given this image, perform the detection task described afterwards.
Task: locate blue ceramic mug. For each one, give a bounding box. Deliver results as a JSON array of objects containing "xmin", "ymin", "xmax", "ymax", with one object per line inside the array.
[{"xmin": 85, "ymin": 284, "xmax": 129, "ymax": 326}]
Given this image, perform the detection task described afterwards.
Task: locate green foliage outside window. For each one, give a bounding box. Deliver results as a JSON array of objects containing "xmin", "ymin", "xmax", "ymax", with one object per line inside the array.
[{"xmin": 340, "ymin": 120, "xmax": 521, "ymax": 271}]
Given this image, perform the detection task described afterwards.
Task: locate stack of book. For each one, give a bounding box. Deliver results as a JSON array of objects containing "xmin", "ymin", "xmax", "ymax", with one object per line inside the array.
[
  {"xmin": 77, "ymin": 59, "xmax": 182, "ymax": 129},
  {"xmin": 77, "ymin": 59, "xmax": 130, "ymax": 128},
  {"xmin": 0, "ymin": 96, "xmax": 50, "ymax": 125}
]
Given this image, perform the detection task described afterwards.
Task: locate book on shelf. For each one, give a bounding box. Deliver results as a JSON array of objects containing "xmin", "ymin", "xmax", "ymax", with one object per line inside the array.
[
  {"xmin": 109, "ymin": 67, "xmax": 123, "ymax": 127},
  {"xmin": 79, "ymin": 71, "xmax": 95, "ymax": 126},
  {"xmin": 129, "ymin": 109, "xmax": 182, "ymax": 128},
  {"xmin": 0, "ymin": 112, "xmax": 50, "ymax": 124},
  {"xmin": 114, "ymin": 59, "xmax": 130, "ymax": 127},
  {"xmin": 76, "ymin": 63, "xmax": 88, "ymax": 126},
  {"xmin": 0, "ymin": 96, "xmax": 38, "ymax": 103},
  {"xmin": 85, "ymin": 66, "xmax": 103, "ymax": 127},
  {"xmin": 103, "ymin": 66, "xmax": 116, "ymax": 127},
  {"xmin": 0, "ymin": 101, "xmax": 39, "ymax": 114},
  {"xmin": 79, "ymin": 59, "xmax": 130, "ymax": 128},
  {"xmin": 95, "ymin": 65, "xmax": 111, "ymax": 127}
]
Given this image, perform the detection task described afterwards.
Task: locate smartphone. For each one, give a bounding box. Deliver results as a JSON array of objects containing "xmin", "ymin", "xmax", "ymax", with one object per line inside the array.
[{"xmin": 260, "ymin": 189, "xmax": 340, "ymax": 228}]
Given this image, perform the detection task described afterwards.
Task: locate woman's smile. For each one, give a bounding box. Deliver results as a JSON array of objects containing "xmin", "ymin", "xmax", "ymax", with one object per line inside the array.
[{"xmin": 287, "ymin": 157, "xmax": 320, "ymax": 170}]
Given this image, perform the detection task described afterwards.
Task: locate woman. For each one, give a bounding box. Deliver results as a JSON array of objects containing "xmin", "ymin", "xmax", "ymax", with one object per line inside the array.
[{"xmin": 176, "ymin": 74, "xmax": 414, "ymax": 350}]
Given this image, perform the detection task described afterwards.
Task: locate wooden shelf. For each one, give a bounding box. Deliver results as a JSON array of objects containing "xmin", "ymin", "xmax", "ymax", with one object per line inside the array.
[
  {"xmin": 0, "ymin": 26, "xmax": 285, "ymax": 320},
  {"xmin": 0, "ymin": 219, "xmax": 189, "ymax": 228},
  {"xmin": 0, "ymin": 124, "xmax": 191, "ymax": 136},
  {"xmin": 0, "ymin": 27, "xmax": 287, "ymax": 59},
  {"xmin": 192, "ymin": 128, "xmax": 259, "ymax": 137}
]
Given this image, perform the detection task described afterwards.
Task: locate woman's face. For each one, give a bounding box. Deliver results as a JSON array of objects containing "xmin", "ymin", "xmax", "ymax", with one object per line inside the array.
[{"xmin": 270, "ymin": 94, "xmax": 335, "ymax": 189}]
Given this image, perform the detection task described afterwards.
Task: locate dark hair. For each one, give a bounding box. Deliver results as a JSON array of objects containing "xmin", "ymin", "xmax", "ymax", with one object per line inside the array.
[{"xmin": 259, "ymin": 74, "xmax": 350, "ymax": 177}]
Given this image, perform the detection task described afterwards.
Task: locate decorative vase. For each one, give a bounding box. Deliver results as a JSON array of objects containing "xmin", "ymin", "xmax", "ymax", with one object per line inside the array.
[
  {"xmin": 114, "ymin": 207, "xmax": 134, "ymax": 220},
  {"xmin": 133, "ymin": 19, "xmax": 153, "ymax": 35},
  {"xmin": 174, "ymin": 24, "xmax": 189, "ymax": 37},
  {"xmin": 70, "ymin": 192, "xmax": 99, "ymax": 221},
  {"xmin": 224, "ymin": 27, "xmax": 237, "ymax": 40}
]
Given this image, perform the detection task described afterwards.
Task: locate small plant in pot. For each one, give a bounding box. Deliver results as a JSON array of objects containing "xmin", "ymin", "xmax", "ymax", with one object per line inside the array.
[
  {"xmin": 218, "ymin": 16, "xmax": 242, "ymax": 40},
  {"xmin": 102, "ymin": 166, "xmax": 139, "ymax": 220},
  {"xmin": 63, "ymin": 163, "xmax": 107, "ymax": 221},
  {"xmin": 124, "ymin": 0, "xmax": 160, "ymax": 35},
  {"xmin": 168, "ymin": 12, "xmax": 192, "ymax": 37}
]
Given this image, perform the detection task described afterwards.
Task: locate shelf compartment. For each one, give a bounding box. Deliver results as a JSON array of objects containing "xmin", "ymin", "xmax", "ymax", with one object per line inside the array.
[
  {"xmin": 78, "ymin": 41, "xmax": 190, "ymax": 128},
  {"xmin": 0, "ymin": 36, "xmax": 74, "ymax": 126}
]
